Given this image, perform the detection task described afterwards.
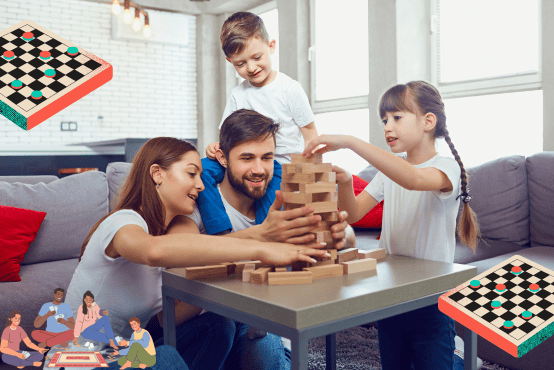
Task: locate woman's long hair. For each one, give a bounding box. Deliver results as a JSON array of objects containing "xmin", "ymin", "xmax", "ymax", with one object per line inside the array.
[
  {"xmin": 5, "ymin": 311, "xmax": 21, "ymax": 328},
  {"xmin": 82, "ymin": 291, "xmax": 94, "ymax": 315},
  {"xmin": 78, "ymin": 137, "xmax": 198, "ymax": 262}
]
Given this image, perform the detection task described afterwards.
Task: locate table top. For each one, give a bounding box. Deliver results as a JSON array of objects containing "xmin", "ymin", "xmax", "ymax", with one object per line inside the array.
[{"xmin": 163, "ymin": 255, "xmax": 477, "ymax": 330}]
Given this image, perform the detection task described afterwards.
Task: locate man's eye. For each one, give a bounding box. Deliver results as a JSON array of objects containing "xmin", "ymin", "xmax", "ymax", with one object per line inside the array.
[{"xmin": 255, "ymin": 56, "xmax": 261, "ymax": 60}]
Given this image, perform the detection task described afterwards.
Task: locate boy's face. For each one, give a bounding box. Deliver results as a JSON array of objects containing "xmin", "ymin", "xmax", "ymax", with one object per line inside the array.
[{"xmin": 226, "ymin": 36, "xmax": 276, "ymax": 87}]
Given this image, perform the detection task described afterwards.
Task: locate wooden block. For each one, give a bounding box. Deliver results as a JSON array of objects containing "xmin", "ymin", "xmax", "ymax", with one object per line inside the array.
[
  {"xmin": 234, "ymin": 261, "xmax": 263, "ymax": 274},
  {"xmin": 298, "ymin": 163, "xmax": 333, "ymax": 174},
  {"xmin": 307, "ymin": 201, "xmax": 338, "ymax": 214},
  {"xmin": 363, "ymin": 248, "xmax": 386, "ymax": 261},
  {"xmin": 219, "ymin": 262, "xmax": 236, "ymax": 275},
  {"xmin": 313, "ymin": 221, "xmax": 338, "ymax": 232},
  {"xmin": 242, "ymin": 268, "xmax": 254, "ymax": 282},
  {"xmin": 341, "ymin": 258, "xmax": 377, "ymax": 274},
  {"xmin": 185, "ymin": 265, "xmax": 228, "ymax": 280},
  {"xmin": 283, "ymin": 203, "xmax": 303, "ymax": 211},
  {"xmin": 250, "ymin": 267, "xmax": 274, "ymax": 284},
  {"xmin": 282, "ymin": 191, "xmax": 312, "ymax": 204},
  {"xmin": 275, "ymin": 267, "xmax": 288, "ymax": 272},
  {"xmin": 282, "ymin": 163, "xmax": 298, "ymax": 174},
  {"xmin": 307, "ymin": 259, "xmax": 335, "ymax": 267},
  {"xmin": 314, "ymin": 230, "xmax": 333, "ymax": 244},
  {"xmin": 336, "ymin": 248, "xmax": 359, "ymax": 264},
  {"xmin": 281, "ymin": 181, "xmax": 299, "ymax": 192},
  {"xmin": 315, "ymin": 172, "xmax": 336, "ymax": 183},
  {"xmin": 319, "ymin": 211, "xmax": 339, "ymax": 221},
  {"xmin": 267, "ymin": 271, "xmax": 313, "ymax": 285},
  {"xmin": 303, "ymin": 264, "xmax": 343, "ymax": 280},
  {"xmin": 291, "ymin": 153, "xmax": 322, "ymax": 164},
  {"xmin": 312, "ymin": 191, "xmax": 337, "ymax": 202},
  {"xmin": 299, "ymin": 182, "xmax": 336, "ymax": 194},
  {"xmin": 282, "ymin": 172, "xmax": 317, "ymax": 184},
  {"xmin": 291, "ymin": 260, "xmax": 309, "ymax": 271}
]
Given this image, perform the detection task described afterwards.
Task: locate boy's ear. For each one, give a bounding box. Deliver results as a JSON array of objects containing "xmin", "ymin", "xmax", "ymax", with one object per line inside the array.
[
  {"xmin": 226, "ymin": 57, "xmax": 232, "ymax": 64},
  {"xmin": 215, "ymin": 149, "xmax": 227, "ymax": 168},
  {"xmin": 268, "ymin": 39, "xmax": 276, "ymax": 54}
]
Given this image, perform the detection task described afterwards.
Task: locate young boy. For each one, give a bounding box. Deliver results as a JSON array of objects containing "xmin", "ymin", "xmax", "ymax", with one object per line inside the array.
[{"xmin": 198, "ymin": 11, "xmax": 319, "ymax": 235}]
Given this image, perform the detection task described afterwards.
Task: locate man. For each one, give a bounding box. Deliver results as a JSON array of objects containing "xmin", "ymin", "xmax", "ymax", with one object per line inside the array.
[
  {"xmin": 114, "ymin": 317, "xmax": 156, "ymax": 369},
  {"xmin": 31, "ymin": 288, "xmax": 75, "ymax": 349}
]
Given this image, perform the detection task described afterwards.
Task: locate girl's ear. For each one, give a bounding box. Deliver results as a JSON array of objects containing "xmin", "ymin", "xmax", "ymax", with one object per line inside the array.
[
  {"xmin": 423, "ymin": 112, "xmax": 437, "ymax": 133},
  {"xmin": 150, "ymin": 164, "xmax": 162, "ymax": 185}
]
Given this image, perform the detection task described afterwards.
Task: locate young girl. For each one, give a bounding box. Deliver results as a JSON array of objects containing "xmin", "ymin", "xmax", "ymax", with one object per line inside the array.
[
  {"xmin": 1, "ymin": 311, "xmax": 47, "ymax": 368},
  {"xmin": 303, "ymin": 81, "xmax": 479, "ymax": 370},
  {"xmin": 66, "ymin": 137, "xmax": 328, "ymax": 370},
  {"xmin": 72, "ymin": 291, "xmax": 119, "ymax": 350}
]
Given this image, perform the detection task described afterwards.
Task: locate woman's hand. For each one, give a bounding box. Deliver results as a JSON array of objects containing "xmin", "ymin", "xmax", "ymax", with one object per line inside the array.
[
  {"xmin": 302, "ymin": 135, "xmax": 354, "ymax": 157},
  {"xmin": 103, "ymin": 310, "xmax": 108, "ymax": 316},
  {"xmin": 72, "ymin": 338, "xmax": 80, "ymax": 346},
  {"xmin": 19, "ymin": 353, "xmax": 27, "ymax": 359},
  {"xmin": 38, "ymin": 348, "xmax": 47, "ymax": 355},
  {"xmin": 257, "ymin": 242, "xmax": 329, "ymax": 266}
]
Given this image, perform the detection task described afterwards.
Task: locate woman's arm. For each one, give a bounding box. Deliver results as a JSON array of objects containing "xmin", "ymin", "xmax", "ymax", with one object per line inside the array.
[
  {"xmin": 73, "ymin": 307, "xmax": 85, "ymax": 338},
  {"xmin": 22, "ymin": 336, "xmax": 45, "ymax": 353},
  {"xmin": 0, "ymin": 338, "xmax": 22, "ymax": 357}
]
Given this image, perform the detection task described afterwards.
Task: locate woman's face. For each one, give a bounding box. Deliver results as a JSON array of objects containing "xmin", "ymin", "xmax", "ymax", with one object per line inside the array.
[
  {"xmin": 84, "ymin": 296, "xmax": 94, "ymax": 307},
  {"xmin": 11, "ymin": 314, "xmax": 21, "ymax": 327},
  {"xmin": 156, "ymin": 151, "xmax": 205, "ymax": 218}
]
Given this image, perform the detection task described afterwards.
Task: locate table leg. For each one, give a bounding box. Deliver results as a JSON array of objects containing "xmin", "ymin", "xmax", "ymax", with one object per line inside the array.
[
  {"xmin": 325, "ymin": 333, "xmax": 337, "ymax": 370},
  {"xmin": 464, "ymin": 327, "xmax": 477, "ymax": 370},
  {"xmin": 291, "ymin": 334, "xmax": 308, "ymax": 370},
  {"xmin": 162, "ymin": 287, "xmax": 176, "ymax": 348}
]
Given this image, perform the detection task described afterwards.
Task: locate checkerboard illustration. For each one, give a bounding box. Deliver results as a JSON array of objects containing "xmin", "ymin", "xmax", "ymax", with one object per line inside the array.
[
  {"xmin": 439, "ymin": 255, "xmax": 554, "ymax": 358},
  {"xmin": 0, "ymin": 20, "xmax": 112, "ymax": 130},
  {"xmin": 47, "ymin": 351, "xmax": 108, "ymax": 367}
]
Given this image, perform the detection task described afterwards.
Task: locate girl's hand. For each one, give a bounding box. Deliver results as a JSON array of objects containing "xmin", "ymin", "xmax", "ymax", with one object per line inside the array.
[
  {"xmin": 258, "ymin": 243, "xmax": 329, "ymax": 266},
  {"xmin": 332, "ymin": 165, "xmax": 352, "ymax": 184},
  {"xmin": 302, "ymin": 135, "xmax": 353, "ymax": 157}
]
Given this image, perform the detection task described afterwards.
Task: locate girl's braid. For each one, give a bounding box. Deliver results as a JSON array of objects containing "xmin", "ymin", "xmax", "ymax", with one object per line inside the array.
[{"xmin": 443, "ymin": 128, "xmax": 468, "ymax": 195}]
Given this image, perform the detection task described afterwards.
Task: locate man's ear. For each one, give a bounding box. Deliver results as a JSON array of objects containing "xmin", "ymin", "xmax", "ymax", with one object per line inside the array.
[
  {"xmin": 215, "ymin": 149, "xmax": 227, "ymax": 168},
  {"xmin": 423, "ymin": 112, "xmax": 437, "ymax": 133},
  {"xmin": 149, "ymin": 164, "xmax": 162, "ymax": 185}
]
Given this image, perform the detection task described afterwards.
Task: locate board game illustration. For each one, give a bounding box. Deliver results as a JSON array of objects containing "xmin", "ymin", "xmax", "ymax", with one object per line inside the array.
[
  {"xmin": 439, "ymin": 255, "xmax": 554, "ymax": 358},
  {"xmin": 47, "ymin": 351, "xmax": 109, "ymax": 367},
  {"xmin": 0, "ymin": 20, "xmax": 112, "ymax": 130}
]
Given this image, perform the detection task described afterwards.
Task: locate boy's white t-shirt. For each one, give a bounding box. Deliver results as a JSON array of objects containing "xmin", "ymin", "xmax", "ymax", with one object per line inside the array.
[
  {"xmin": 364, "ymin": 155, "xmax": 462, "ymax": 264},
  {"xmin": 220, "ymin": 72, "xmax": 315, "ymax": 164},
  {"xmin": 66, "ymin": 210, "xmax": 164, "ymax": 339}
]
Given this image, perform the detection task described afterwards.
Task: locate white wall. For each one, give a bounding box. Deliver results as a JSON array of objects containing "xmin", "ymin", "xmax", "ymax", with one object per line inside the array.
[{"xmin": 0, "ymin": 0, "xmax": 197, "ymax": 143}]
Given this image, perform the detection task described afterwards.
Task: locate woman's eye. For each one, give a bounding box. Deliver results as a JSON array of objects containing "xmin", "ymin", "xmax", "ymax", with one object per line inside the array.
[{"xmin": 188, "ymin": 173, "xmax": 196, "ymax": 178}]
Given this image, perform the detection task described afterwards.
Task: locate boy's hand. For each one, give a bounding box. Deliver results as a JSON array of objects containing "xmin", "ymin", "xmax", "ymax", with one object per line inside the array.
[{"xmin": 206, "ymin": 142, "xmax": 220, "ymax": 159}]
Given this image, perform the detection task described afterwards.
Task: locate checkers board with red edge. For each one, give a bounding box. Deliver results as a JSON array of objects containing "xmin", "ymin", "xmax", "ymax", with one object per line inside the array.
[
  {"xmin": 0, "ymin": 20, "xmax": 112, "ymax": 131},
  {"xmin": 439, "ymin": 255, "xmax": 554, "ymax": 358}
]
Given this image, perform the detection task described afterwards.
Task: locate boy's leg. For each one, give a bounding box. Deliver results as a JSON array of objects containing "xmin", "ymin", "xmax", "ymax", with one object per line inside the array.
[
  {"xmin": 224, "ymin": 322, "xmax": 290, "ymax": 370},
  {"xmin": 255, "ymin": 160, "xmax": 282, "ymax": 224},
  {"xmin": 31, "ymin": 330, "xmax": 55, "ymax": 347},
  {"xmin": 377, "ymin": 314, "xmax": 412, "ymax": 370},
  {"xmin": 406, "ymin": 304, "xmax": 456, "ymax": 370},
  {"xmin": 196, "ymin": 158, "xmax": 232, "ymax": 235},
  {"xmin": 131, "ymin": 343, "xmax": 156, "ymax": 367},
  {"xmin": 154, "ymin": 312, "xmax": 235, "ymax": 370},
  {"xmin": 45, "ymin": 329, "xmax": 74, "ymax": 348}
]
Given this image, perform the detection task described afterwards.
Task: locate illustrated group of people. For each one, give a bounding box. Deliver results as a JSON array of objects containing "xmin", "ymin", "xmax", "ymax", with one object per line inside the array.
[{"xmin": 2, "ymin": 10, "xmax": 481, "ymax": 370}]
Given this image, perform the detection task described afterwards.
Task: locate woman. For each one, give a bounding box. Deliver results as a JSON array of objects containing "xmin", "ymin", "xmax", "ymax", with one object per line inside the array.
[
  {"xmin": 1, "ymin": 311, "xmax": 47, "ymax": 368},
  {"xmin": 73, "ymin": 291, "xmax": 119, "ymax": 350},
  {"xmin": 66, "ymin": 137, "xmax": 328, "ymax": 370}
]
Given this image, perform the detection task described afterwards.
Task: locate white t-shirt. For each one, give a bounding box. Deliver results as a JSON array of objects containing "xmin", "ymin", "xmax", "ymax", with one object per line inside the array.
[
  {"xmin": 364, "ymin": 155, "xmax": 461, "ymax": 264},
  {"xmin": 66, "ymin": 210, "xmax": 164, "ymax": 339},
  {"xmin": 187, "ymin": 185, "xmax": 255, "ymax": 234},
  {"xmin": 220, "ymin": 72, "xmax": 315, "ymax": 164}
]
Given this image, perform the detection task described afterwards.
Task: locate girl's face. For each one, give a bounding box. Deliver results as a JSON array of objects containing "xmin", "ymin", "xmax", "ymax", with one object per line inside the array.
[
  {"xmin": 382, "ymin": 109, "xmax": 426, "ymax": 154},
  {"xmin": 11, "ymin": 314, "xmax": 21, "ymax": 326},
  {"xmin": 156, "ymin": 151, "xmax": 205, "ymax": 219},
  {"xmin": 84, "ymin": 296, "xmax": 94, "ymax": 307}
]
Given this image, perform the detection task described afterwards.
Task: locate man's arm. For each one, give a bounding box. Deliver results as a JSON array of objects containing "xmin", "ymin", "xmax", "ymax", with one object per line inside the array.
[
  {"xmin": 34, "ymin": 308, "xmax": 54, "ymax": 329},
  {"xmin": 60, "ymin": 317, "xmax": 75, "ymax": 330}
]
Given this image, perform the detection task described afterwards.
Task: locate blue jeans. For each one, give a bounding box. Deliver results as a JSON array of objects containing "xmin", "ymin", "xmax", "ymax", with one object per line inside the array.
[
  {"xmin": 82, "ymin": 315, "xmax": 116, "ymax": 344},
  {"xmin": 105, "ymin": 345, "xmax": 189, "ymax": 370},
  {"xmin": 377, "ymin": 304, "xmax": 463, "ymax": 370},
  {"xmin": 154, "ymin": 312, "xmax": 289, "ymax": 370}
]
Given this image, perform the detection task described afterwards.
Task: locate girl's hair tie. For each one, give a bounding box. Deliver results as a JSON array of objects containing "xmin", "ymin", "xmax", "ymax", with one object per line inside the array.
[{"xmin": 456, "ymin": 193, "xmax": 472, "ymax": 203}]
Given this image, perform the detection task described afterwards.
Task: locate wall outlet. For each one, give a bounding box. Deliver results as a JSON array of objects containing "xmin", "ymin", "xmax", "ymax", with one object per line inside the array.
[{"xmin": 61, "ymin": 122, "xmax": 77, "ymax": 131}]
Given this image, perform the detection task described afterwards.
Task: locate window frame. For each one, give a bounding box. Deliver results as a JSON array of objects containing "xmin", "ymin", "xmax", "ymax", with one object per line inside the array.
[{"xmin": 430, "ymin": 0, "xmax": 543, "ymax": 99}]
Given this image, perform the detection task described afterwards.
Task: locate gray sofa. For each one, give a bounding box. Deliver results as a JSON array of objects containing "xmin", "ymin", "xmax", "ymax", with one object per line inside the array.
[{"xmin": 0, "ymin": 153, "xmax": 552, "ymax": 370}]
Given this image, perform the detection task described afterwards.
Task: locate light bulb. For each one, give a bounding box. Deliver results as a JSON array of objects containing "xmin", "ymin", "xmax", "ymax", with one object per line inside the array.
[
  {"xmin": 133, "ymin": 18, "xmax": 141, "ymax": 31},
  {"xmin": 143, "ymin": 25, "xmax": 151, "ymax": 37},
  {"xmin": 123, "ymin": 9, "xmax": 132, "ymax": 23},
  {"xmin": 112, "ymin": 0, "xmax": 120, "ymax": 14}
]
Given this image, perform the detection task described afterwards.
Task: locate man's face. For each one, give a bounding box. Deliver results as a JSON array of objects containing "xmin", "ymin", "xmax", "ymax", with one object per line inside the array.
[
  {"xmin": 225, "ymin": 135, "xmax": 275, "ymax": 201},
  {"xmin": 53, "ymin": 291, "xmax": 64, "ymax": 302}
]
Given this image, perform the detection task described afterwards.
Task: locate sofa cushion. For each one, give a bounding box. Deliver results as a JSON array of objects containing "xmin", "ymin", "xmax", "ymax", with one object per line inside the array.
[
  {"xmin": 0, "ymin": 205, "xmax": 47, "ymax": 282},
  {"xmin": 106, "ymin": 162, "xmax": 132, "ymax": 212},
  {"xmin": 0, "ymin": 175, "xmax": 58, "ymax": 185},
  {"xmin": 0, "ymin": 258, "xmax": 80, "ymax": 340},
  {"xmin": 453, "ymin": 238, "xmax": 524, "ymax": 265},
  {"xmin": 527, "ymin": 152, "xmax": 554, "ymax": 248},
  {"xmin": 458, "ymin": 155, "xmax": 529, "ymax": 246},
  {"xmin": 0, "ymin": 171, "xmax": 108, "ymax": 265}
]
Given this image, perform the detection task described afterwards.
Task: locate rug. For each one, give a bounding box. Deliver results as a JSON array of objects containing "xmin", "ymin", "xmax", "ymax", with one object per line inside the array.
[{"xmin": 307, "ymin": 326, "xmax": 514, "ymax": 370}]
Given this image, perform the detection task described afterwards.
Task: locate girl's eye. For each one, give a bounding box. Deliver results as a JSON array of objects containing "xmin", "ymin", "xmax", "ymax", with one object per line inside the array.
[{"xmin": 394, "ymin": 116, "xmax": 401, "ymax": 120}]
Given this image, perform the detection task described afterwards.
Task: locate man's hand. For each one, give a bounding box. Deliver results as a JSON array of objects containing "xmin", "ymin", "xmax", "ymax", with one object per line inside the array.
[
  {"xmin": 57, "ymin": 318, "xmax": 65, "ymax": 324},
  {"xmin": 48, "ymin": 310, "xmax": 56, "ymax": 317},
  {"xmin": 119, "ymin": 340, "xmax": 128, "ymax": 347},
  {"xmin": 205, "ymin": 142, "xmax": 220, "ymax": 159},
  {"xmin": 112, "ymin": 350, "xmax": 120, "ymax": 356},
  {"xmin": 259, "ymin": 190, "xmax": 323, "ymax": 244}
]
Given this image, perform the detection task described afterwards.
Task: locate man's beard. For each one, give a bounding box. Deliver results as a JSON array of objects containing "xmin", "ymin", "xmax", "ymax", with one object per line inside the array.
[{"xmin": 227, "ymin": 167, "xmax": 270, "ymax": 201}]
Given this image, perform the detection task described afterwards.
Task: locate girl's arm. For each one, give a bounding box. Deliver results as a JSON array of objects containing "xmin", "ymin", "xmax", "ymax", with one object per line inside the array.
[
  {"xmin": 334, "ymin": 166, "xmax": 380, "ymax": 224},
  {"xmin": 299, "ymin": 122, "xmax": 318, "ymax": 148},
  {"xmin": 22, "ymin": 336, "xmax": 45, "ymax": 353},
  {"xmin": 0, "ymin": 338, "xmax": 21, "ymax": 357}
]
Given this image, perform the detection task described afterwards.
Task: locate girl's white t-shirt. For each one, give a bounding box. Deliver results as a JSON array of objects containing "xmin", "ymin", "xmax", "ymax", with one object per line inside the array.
[
  {"xmin": 220, "ymin": 72, "xmax": 315, "ymax": 164},
  {"xmin": 364, "ymin": 155, "xmax": 461, "ymax": 264},
  {"xmin": 66, "ymin": 210, "xmax": 164, "ymax": 339}
]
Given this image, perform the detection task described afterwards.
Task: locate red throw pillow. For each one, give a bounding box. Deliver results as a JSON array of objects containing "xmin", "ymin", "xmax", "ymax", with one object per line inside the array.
[
  {"xmin": 350, "ymin": 175, "xmax": 384, "ymax": 229},
  {"xmin": 0, "ymin": 205, "xmax": 46, "ymax": 282}
]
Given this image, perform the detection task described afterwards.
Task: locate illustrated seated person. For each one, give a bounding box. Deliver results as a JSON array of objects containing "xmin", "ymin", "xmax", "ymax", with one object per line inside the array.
[
  {"xmin": 73, "ymin": 290, "xmax": 119, "ymax": 350},
  {"xmin": 31, "ymin": 287, "xmax": 75, "ymax": 350},
  {"xmin": 113, "ymin": 317, "xmax": 156, "ymax": 369}
]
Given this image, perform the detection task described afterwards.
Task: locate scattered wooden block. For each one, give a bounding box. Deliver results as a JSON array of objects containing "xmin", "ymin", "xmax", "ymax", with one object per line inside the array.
[
  {"xmin": 275, "ymin": 267, "xmax": 288, "ymax": 272},
  {"xmin": 299, "ymin": 182, "xmax": 336, "ymax": 194},
  {"xmin": 268, "ymin": 271, "xmax": 313, "ymax": 285},
  {"xmin": 219, "ymin": 262, "xmax": 236, "ymax": 275},
  {"xmin": 250, "ymin": 267, "xmax": 274, "ymax": 284},
  {"xmin": 290, "ymin": 153, "xmax": 322, "ymax": 164},
  {"xmin": 185, "ymin": 265, "xmax": 228, "ymax": 280},
  {"xmin": 363, "ymin": 248, "xmax": 386, "ymax": 261},
  {"xmin": 307, "ymin": 259, "xmax": 335, "ymax": 267},
  {"xmin": 242, "ymin": 263, "xmax": 257, "ymax": 282},
  {"xmin": 341, "ymin": 258, "xmax": 377, "ymax": 274},
  {"xmin": 303, "ymin": 264, "xmax": 343, "ymax": 280},
  {"xmin": 336, "ymin": 248, "xmax": 359, "ymax": 264},
  {"xmin": 235, "ymin": 261, "xmax": 263, "ymax": 274}
]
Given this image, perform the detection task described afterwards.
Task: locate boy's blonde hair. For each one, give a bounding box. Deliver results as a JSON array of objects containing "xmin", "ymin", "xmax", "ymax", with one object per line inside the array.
[{"xmin": 220, "ymin": 12, "xmax": 269, "ymax": 57}]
